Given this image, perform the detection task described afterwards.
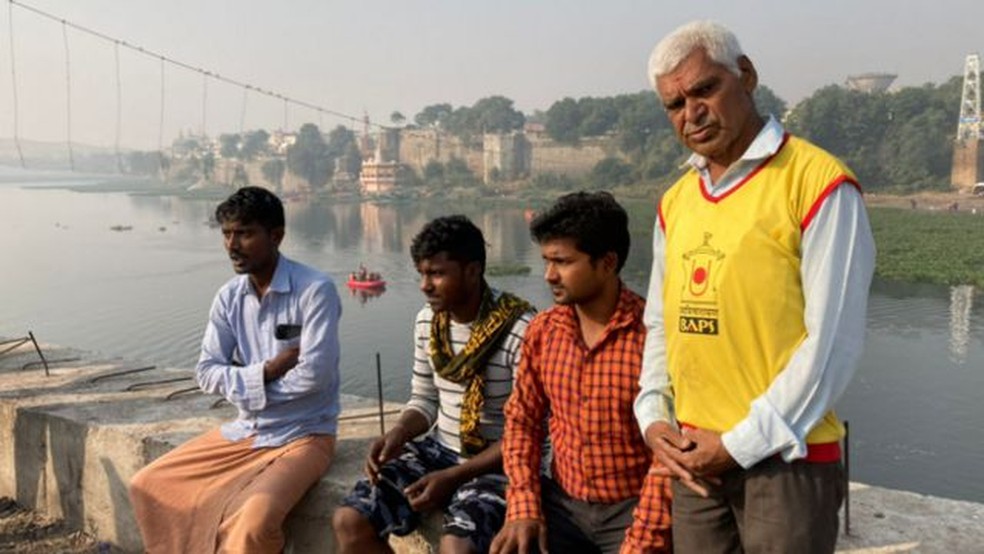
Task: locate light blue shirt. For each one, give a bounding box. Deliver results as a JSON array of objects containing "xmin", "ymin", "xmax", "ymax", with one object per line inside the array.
[
  {"xmin": 634, "ymin": 116, "xmax": 876, "ymax": 468},
  {"xmin": 197, "ymin": 254, "xmax": 342, "ymax": 448}
]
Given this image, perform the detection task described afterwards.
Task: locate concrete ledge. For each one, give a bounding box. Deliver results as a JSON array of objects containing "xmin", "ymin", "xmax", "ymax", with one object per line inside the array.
[
  {"xmin": 0, "ymin": 339, "xmax": 440, "ymax": 553},
  {"xmin": 2, "ymin": 338, "xmax": 984, "ymax": 553},
  {"xmin": 835, "ymin": 482, "xmax": 984, "ymax": 553}
]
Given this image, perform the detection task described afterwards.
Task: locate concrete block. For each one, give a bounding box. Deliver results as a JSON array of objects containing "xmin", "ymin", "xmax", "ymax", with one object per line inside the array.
[{"xmin": 0, "ymin": 339, "xmax": 449, "ymax": 553}]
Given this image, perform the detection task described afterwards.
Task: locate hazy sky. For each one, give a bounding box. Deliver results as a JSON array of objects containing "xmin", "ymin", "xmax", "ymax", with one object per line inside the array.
[{"xmin": 1, "ymin": 0, "xmax": 982, "ymax": 150}]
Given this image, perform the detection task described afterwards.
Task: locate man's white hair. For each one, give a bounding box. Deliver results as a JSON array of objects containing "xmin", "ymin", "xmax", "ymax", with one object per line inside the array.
[{"xmin": 647, "ymin": 21, "xmax": 744, "ymax": 91}]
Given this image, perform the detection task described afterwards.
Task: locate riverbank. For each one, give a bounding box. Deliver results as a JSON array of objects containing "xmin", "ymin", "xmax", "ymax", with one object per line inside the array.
[
  {"xmin": 2, "ymin": 336, "xmax": 984, "ymax": 553},
  {"xmin": 868, "ymin": 204, "xmax": 984, "ymax": 287}
]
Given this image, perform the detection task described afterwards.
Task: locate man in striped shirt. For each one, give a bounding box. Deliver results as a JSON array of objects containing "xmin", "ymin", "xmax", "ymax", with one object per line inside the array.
[
  {"xmin": 333, "ymin": 215, "xmax": 535, "ymax": 554},
  {"xmin": 492, "ymin": 192, "xmax": 672, "ymax": 554}
]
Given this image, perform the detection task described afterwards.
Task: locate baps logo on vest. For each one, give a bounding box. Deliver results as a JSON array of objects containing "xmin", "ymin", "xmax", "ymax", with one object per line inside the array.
[{"xmin": 679, "ymin": 232, "xmax": 725, "ymax": 335}]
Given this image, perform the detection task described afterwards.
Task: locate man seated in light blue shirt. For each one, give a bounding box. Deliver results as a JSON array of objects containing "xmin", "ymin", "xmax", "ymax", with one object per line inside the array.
[{"xmin": 129, "ymin": 186, "xmax": 341, "ymax": 554}]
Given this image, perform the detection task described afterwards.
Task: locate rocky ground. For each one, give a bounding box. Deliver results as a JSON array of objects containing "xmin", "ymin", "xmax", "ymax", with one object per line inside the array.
[{"xmin": 0, "ymin": 498, "xmax": 101, "ymax": 554}]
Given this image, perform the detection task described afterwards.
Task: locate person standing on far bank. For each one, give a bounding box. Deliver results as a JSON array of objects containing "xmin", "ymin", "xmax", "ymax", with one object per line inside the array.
[
  {"xmin": 129, "ymin": 186, "xmax": 341, "ymax": 553},
  {"xmin": 634, "ymin": 21, "xmax": 875, "ymax": 553}
]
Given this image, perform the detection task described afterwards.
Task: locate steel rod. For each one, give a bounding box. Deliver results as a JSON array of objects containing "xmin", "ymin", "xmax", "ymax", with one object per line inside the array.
[
  {"xmin": 125, "ymin": 376, "xmax": 191, "ymax": 392},
  {"xmin": 164, "ymin": 386, "xmax": 202, "ymax": 401},
  {"xmin": 0, "ymin": 337, "xmax": 29, "ymax": 357},
  {"xmin": 28, "ymin": 331, "xmax": 49, "ymax": 376},
  {"xmin": 337, "ymin": 409, "xmax": 401, "ymax": 422},
  {"xmin": 376, "ymin": 352, "xmax": 385, "ymax": 435},
  {"xmin": 22, "ymin": 357, "xmax": 80, "ymax": 370},
  {"xmin": 88, "ymin": 365, "xmax": 156, "ymax": 384}
]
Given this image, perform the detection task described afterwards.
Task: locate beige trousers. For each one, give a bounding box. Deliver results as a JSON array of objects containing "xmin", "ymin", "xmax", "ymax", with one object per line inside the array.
[{"xmin": 129, "ymin": 428, "xmax": 335, "ymax": 554}]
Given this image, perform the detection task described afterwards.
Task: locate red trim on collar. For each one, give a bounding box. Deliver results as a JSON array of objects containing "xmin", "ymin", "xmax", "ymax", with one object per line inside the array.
[
  {"xmin": 698, "ymin": 132, "xmax": 791, "ymax": 204},
  {"xmin": 657, "ymin": 198, "xmax": 666, "ymax": 232},
  {"xmin": 800, "ymin": 176, "xmax": 862, "ymax": 232}
]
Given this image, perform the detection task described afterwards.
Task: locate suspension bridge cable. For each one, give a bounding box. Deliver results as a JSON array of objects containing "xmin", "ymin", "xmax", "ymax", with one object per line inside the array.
[
  {"xmin": 158, "ymin": 56, "xmax": 166, "ymax": 173},
  {"xmin": 239, "ymin": 87, "xmax": 248, "ymax": 135},
  {"xmin": 283, "ymin": 97, "xmax": 289, "ymax": 131},
  {"xmin": 114, "ymin": 40, "xmax": 123, "ymax": 172},
  {"xmin": 201, "ymin": 72, "xmax": 208, "ymax": 138},
  {"xmin": 62, "ymin": 20, "xmax": 74, "ymax": 170},
  {"xmin": 7, "ymin": 1, "xmax": 26, "ymax": 167},
  {"xmin": 8, "ymin": 0, "xmax": 385, "ymax": 131}
]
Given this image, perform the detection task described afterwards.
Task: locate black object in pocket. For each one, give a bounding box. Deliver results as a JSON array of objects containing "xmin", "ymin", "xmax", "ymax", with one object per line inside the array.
[{"xmin": 275, "ymin": 324, "xmax": 302, "ymax": 340}]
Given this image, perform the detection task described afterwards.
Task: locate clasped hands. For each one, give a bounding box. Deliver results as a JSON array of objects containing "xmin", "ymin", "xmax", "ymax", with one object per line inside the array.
[{"xmin": 645, "ymin": 421, "xmax": 738, "ymax": 497}]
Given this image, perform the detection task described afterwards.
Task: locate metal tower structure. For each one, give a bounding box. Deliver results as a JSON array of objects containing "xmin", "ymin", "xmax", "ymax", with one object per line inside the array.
[{"xmin": 957, "ymin": 53, "xmax": 981, "ymax": 141}]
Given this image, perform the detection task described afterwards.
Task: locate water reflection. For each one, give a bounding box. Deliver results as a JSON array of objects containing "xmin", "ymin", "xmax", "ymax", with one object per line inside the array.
[
  {"xmin": 949, "ymin": 285, "xmax": 974, "ymax": 364},
  {"xmin": 285, "ymin": 198, "xmax": 338, "ymax": 250},
  {"xmin": 346, "ymin": 285, "xmax": 387, "ymax": 306},
  {"xmin": 279, "ymin": 199, "xmax": 549, "ymax": 263}
]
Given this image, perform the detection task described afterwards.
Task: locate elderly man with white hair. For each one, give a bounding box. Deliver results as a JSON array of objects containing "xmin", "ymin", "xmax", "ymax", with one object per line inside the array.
[{"xmin": 634, "ymin": 20, "xmax": 875, "ymax": 553}]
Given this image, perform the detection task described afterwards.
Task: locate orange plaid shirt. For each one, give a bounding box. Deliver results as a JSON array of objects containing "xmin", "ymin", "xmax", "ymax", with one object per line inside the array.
[{"xmin": 503, "ymin": 285, "xmax": 671, "ymax": 551}]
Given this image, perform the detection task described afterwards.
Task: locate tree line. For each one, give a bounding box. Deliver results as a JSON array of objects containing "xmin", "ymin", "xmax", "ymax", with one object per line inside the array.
[
  {"xmin": 127, "ymin": 75, "xmax": 963, "ymax": 194},
  {"xmin": 403, "ymin": 75, "xmax": 962, "ymax": 192},
  {"xmin": 522, "ymin": 78, "xmax": 961, "ymax": 192}
]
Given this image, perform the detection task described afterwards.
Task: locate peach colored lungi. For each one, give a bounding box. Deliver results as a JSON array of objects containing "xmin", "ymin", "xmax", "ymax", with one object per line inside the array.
[{"xmin": 129, "ymin": 428, "xmax": 335, "ymax": 554}]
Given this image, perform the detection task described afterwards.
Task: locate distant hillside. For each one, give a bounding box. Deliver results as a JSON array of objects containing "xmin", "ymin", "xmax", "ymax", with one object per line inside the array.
[{"xmin": 0, "ymin": 138, "xmax": 124, "ymax": 173}]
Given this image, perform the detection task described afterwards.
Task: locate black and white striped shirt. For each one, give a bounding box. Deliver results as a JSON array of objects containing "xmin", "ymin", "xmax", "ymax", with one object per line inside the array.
[{"xmin": 404, "ymin": 289, "xmax": 534, "ymax": 460}]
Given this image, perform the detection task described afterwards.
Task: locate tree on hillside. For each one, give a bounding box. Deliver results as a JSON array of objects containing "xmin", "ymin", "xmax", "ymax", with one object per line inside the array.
[
  {"xmin": 545, "ymin": 96, "xmax": 620, "ymax": 143},
  {"xmin": 787, "ymin": 77, "xmax": 961, "ymax": 190},
  {"xmin": 326, "ymin": 125, "xmax": 356, "ymax": 159},
  {"xmin": 578, "ymin": 97, "xmax": 618, "ymax": 137},
  {"xmin": 414, "ymin": 103, "xmax": 453, "ymax": 128},
  {"xmin": 754, "ymin": 85, "xmax": 787, "ymax": 118},
  {"xmin": 614, "ymin": 92, "xmax": 669, "ymax": 157},
  {"xmin": 241, "ymin": 130, "xmax": 270, "ymax": 160},
  {"xmin": 262, "ymin": 158, "xmax": 286, "ymax": 189},
  {"xmin": 342, "ymin": 142, "xmax": 363, "ymax": 179},
  {"xmin": 219, "ymin": 133, "xmax": 241, "ymax": 159},
  {"xmin": 545, "ymin": 97, "xmax": 581, "ymax": 144},
  {"xmin": 390, "ymin": 111, "xmax": 406, "ymax": 126},
  {"xmin": 286, "ymin": 123, "xmax": 332, "ymax": 187},
  {"xmin": 417, "ymin": 157, "xmax": 480, "ymax": 189},
  {"xmin": 788, "ymin": 85, "xmax": 895, "ymax": 186},
  {"xmin": 589, "ymin": 157, "xmax": 635, "ymax": 189},
  {"xmin": 445, "ymin": 106, "xmax": 477, "ymax": 140},
  {"xmin": 471, "ymin": 95, "xmax": 525, "ymax": 134},
  {"xmin": 324, "ymin": 125, "xmax": 362, "ymax": 180}
]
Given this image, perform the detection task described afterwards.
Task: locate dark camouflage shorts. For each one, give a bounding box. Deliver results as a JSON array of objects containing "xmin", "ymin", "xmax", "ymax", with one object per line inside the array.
[{"xmin": 340, "ymin": 436, "xmax": 507, "ymax": 552}]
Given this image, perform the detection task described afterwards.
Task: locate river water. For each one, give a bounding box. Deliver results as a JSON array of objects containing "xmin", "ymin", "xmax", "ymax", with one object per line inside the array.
[{"xmin": 1, "ymin": 178, "xmax": 982, "ymax": 503}]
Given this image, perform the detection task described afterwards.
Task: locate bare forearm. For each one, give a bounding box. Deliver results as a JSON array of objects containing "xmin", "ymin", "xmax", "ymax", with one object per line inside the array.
[{"xmin": 391, "ymin": 408, "xmax": 432, "ymax": 443}]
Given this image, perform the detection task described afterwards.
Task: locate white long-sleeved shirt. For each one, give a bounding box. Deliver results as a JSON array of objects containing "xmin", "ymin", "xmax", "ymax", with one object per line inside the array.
[
  {"xmin": 197, "ymin": 254, "xmax": 342, "ymax": 448},
  {"xmin": 633, "ymin": 116, "xmax": 876, "ymax": 468}
]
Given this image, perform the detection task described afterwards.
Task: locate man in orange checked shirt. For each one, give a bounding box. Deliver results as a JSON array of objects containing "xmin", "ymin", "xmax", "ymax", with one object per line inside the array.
[{"xmin": 490, "ymin": 192, "xmax": 671, "ymax": 554}]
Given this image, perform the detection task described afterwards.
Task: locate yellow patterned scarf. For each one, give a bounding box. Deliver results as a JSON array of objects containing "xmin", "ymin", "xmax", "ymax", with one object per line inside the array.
[{"xmin": 429, "ymin": 285, "xmax": 532, "ymax": 457}]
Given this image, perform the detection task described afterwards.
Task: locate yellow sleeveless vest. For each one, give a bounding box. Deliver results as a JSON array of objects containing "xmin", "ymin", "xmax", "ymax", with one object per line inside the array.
[{"xmin": 660, "ymin": 134, "xmax": 857, "ymax": 446}]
